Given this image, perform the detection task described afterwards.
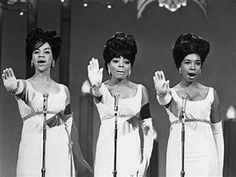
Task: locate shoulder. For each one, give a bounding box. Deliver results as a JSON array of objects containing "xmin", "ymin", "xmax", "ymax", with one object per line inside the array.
[
  {"xmin": 59, "ymin": 83, "xmax": 69, "ymax": 91},
  {"xmin": 134, "ymin": 83, "xmax": 149, "ymax": 105},
  {"xmin": 58, "ymin": 83, "xmax": 70, "ymax": 101}
]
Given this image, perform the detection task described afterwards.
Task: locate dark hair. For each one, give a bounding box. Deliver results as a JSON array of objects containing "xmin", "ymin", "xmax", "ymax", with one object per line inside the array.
[
  {"xmin": 103, "ymin": 32, "xmax": 137, "ymax": 70},
  {"xmin": 25, "ymin": 27, "xmax": 62, "ymax": 62},
  {"xmin": 172, "ymin": 33, "xmax": 210, "ymax": 69}
]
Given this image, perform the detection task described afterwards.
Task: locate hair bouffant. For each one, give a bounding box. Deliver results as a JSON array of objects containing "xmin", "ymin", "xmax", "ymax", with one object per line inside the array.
[
  {"xmin": 103, "ymin": 32, "xmax": 137, "ymax": 69},
  {"xmin": 172, "ymin": 33, "xmax": 210, "ymax": 69},
  {"xmin": 25, "ymin": 27, "xmax": 62, "ymax": 62}
]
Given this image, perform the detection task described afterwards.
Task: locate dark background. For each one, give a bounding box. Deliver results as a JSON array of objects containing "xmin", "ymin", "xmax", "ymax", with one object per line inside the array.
[{"xmin": 0, "ymin": 0, "xmax": 236, "ymax": 176}]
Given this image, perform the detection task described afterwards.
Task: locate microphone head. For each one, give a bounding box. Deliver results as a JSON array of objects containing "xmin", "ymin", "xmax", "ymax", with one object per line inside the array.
[
  {"xmin": 43, "ymin": 93, "xmax": 49, "ymax": 98},
  {"xmin": 113, "ymin": 93, "xmax": 120, "ymax": 99}
]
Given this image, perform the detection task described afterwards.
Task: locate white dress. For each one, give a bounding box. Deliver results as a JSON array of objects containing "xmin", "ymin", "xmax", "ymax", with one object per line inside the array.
[
  {"xmin": 94, "ymin": 84, "xmax": 146, "ymax": 177},
  {"xmin": 16, "ymin": 80, "xmax": 74, "ymax": 177},
  {"xmin": 166, "ymin": 87, "xmax": 220, "ymax": 177}
]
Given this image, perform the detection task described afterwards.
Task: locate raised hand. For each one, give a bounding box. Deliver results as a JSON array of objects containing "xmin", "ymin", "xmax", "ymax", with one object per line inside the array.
[
  {"xmin": 87, "ymin": 58, "xmax": 103, "ymax": 85},
  {"xmin": 153, "ymin": 71, "xmax": 170, "ymax": 97},
  {"xmin": 2, "ymin": 68, "xmax": 18, "ymax": 92}
]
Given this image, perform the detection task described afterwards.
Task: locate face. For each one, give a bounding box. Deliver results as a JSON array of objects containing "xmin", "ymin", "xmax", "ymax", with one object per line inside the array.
[
  {"xmin": 108, "ymin": 56, "xmax": 131, "ymax": 80},
  {"xmin": 180, "ymin": 53, "xmax": 202, "ymax": 82},
  {"xmin": 32, "ymin": 42, "xmax": 54, "ymax": 72}
]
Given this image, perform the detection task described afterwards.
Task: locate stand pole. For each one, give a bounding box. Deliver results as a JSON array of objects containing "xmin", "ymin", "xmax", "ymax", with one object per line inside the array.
[
  {"xmin": 41, "ymin": 93, "xmax": 48, "ymax": 177},
  {"xmin": 180, "ymin": 97, "xmax": 187, "ymax": 177},
  {"xmin": 113, "ymin": 93, "xmax": 119, "ymax": 177}
]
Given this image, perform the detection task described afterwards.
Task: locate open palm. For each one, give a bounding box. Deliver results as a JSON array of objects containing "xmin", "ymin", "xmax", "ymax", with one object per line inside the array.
[
  {"xmin": 87, "ymin": 58, "xmax": 103, "ymax": 85},
  {"xmin": 153, "ymin": 70, "xmax": 170, "ymax": 96},
  {"xmin": 2, "ymin": 68, "xmax": 18, "ymax": 92}
]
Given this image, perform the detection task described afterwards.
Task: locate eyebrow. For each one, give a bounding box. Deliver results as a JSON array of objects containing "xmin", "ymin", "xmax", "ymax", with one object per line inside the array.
[
  {"xmin": 183, "ymin": 58, "xmax": 201, "ymax": 61},
  {"xmin": 44, "ymin": 47, "xmax": 51, "ymax": 50}
]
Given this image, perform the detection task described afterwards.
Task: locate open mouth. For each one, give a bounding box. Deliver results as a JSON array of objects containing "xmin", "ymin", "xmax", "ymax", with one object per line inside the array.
[
  {"xmin": 188, "ymin": 73, "xmax": 196, "ymax": 77},
  {"xmin": 37, "ymin": 60, "xmax": 46, "ymax": 64}
]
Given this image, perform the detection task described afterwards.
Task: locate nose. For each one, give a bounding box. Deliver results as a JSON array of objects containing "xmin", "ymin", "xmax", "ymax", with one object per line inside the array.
[
  {"xmin": 118, "ymin": 60, "xmax": 124, "ymax": 67},
  {"xmin": 190, "ymin": 62, "xmax": 196, "ymax": 70},
  {"xmin": 39, "ymin": 51, "xmax": 45, "ymax": 57}
]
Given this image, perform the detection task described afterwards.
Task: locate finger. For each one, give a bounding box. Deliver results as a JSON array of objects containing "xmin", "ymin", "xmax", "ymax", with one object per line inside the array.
[
  {"xmin": 95, "ymin": 58, "xmax": 99, "ymax": 70},
  {"xmin": 2, "ymin": 73, "xmax": 6, "ymax": 80},
  {"xmin": 153, "ymin": 76, "xmax": 158, "ymax": 87},
  {"xmin": 87, "ymin": 65, "xmax": 90, "ymax": 72},
  {"xmin": 166, "ymin": 80, "xmax": 170, "ymax": 90},
  {"xmin": 5, "ymin": 68, "xmax": 10, "ymax": 78},
  {"xmin": 92, "ymin": 58, "xmax": 97, "ymax": 70},
  {"xmin": 155, "ymin": 71, "xmax": 161, "ymax": 81},
  {"xmin": 159, "ymin": 71, "xmax": 163, "ymax": 80},
  {"xmin": 157, "ymin": 71, "xmax": 163, "ymax": 81},
  {"xmin": 9, "ymin": 68, "xmax": 14, "ymax": 78},
  {"xmin": 161, "ymin": 71, "xmax": 166, "ymax": 81}
]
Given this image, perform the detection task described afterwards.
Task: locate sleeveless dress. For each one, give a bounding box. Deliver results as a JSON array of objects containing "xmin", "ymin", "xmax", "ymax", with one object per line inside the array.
[
  {"xmin": 16, "ymin": 80, "xmax": 74, "ymax": 177},
  {"xmin": 165, "ymin": 87, "xmax": 220, "ymax": 177},
  {"xmin": 94, "ymin": 84, "xmax": 145, "ymax": 177}
]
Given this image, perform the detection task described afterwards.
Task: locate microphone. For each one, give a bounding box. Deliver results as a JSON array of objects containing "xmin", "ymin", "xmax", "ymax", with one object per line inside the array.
[
  {"xmin": 113, "ymin": 93, "xmax": 120, "ymax": 116},
  {"xmin": 43, "ymin": 93, "xmax": 49, "ymax": 117},
  {"xmin": 180, "ymin": 96, "xmax": 187, "ymax": 121}
]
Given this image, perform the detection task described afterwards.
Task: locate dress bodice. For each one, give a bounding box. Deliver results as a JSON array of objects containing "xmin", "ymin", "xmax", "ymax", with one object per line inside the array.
[
  {"xmin": 95, "ymin": 84, "xmax": 143, "ymax": 122},
  {"xmin": 17, "ymin": 80, "xmax": 67, "ymax": 120},
  {"xmin": 166, "ymin": 87, "xmax": 214, "ymax": 124}
]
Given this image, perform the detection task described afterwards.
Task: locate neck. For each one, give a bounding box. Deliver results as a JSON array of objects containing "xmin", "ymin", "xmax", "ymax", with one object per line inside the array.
[
  {"xmin": 179, "ymin": 79, "xmax": 198, "ymax": 88},
  {"xmin": 32, "ymin": 70, "xmax": 52, "ymax": 82},
  {"xmin": 109, "ymin": 77, "xmax": 129, "ymax": 86}
]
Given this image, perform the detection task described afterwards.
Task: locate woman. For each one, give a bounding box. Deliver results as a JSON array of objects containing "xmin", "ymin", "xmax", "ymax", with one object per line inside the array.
[
  {"xmin": 87, "ymin": 32, "xmax": 156, "ymax": 177},
  {"xmin": 2, "ymin": 27, "xmax": 90, "ymax": 177},
  {"xmin": 153, "ymin": 33, "xmax": 224, "ymax": 177}
]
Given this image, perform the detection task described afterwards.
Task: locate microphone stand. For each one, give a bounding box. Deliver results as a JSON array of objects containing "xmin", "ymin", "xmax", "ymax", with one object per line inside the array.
[
  {"xmin": 113, "ymin": 93, "xmax": 119, "ymax": 177},
  {"xmin": 180, "ymin": 97, "xmax": 187, "ymax": 177},
  {"xmin": 41, "ymin": 93, "xmax": 49, "ymax": 177}
]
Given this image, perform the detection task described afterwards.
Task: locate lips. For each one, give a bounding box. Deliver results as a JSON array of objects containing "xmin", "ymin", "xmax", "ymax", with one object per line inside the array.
[
  {"xmin": 37, "ymin": 60, "xmax": 46, "ymax": 64},
  {"xmin": 116, "ymin": 71, "xmax": 124, "ymax": 74},
  {"xmin": 188, "ymin": 73, "xmax": 196, "ymax": 77}
]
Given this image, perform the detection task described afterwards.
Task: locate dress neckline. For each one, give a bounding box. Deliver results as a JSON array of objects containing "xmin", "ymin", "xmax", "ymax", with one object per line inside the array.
[
  {"xmin": 26, "ymin": 80, "xmax": 62, "ymax": 96},
  {"xmin": 172, "ymin": 87, "xmax": 211, "ymax": 102},
  {"xmin": 105, "ymin": 84, "xmax": 140, "ymax": 100}
]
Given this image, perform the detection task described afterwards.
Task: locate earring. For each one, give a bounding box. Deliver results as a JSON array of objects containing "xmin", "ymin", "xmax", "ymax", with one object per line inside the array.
[
  {"xmin": 31, "ymin": 60, "xmax": 33, "ymax": 67},
  {"xmin": 52, "ymin": 60, "xmax": 55, "ymax": 68},
  {"xmin": 179, "ymin": 68, "xmax": 181, "ymax": 74},
  {"xmin": 127, "ymin": 70, "xmax": 131, "ymax": 77},
  {"xmin": 108, "ymin": 68, "xmax": 111, "ymax": 75}
]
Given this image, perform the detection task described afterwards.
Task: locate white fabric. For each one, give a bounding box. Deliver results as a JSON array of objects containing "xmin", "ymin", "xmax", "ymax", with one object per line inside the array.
[
  {"xmin": 94, "ymin": 84, "xmax": 154, "ymax": 177},
  {"xmin": 211, "ymin": 121, "xmax": 224, "ymax": 175},
  {"xmin": 16, "ymin": 80, "xmax": 74, "ymax": 177},
  {"xmin": 165, "ymin": 87, "xmax": 222, "ymax": 177}
]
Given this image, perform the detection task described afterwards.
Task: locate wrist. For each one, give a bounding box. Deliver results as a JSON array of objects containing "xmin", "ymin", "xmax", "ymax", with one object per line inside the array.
[
  {"xmin": 156, "ymin": 93, "xmax": 172, "ymax": 105},
  {"xmin": 91, "ymin": 82, "xmax": 102, "ymax": 89},
  {"xmin": 10, "ymin": 80, "xmax": 20, "ymax": 96},
  {"xmin": 156, "ymin": 92, "xmax": 167, "ymax": 98},
  {"xmin": 91, "ymin": 82, "xmax": 102, "ymax": 97}
]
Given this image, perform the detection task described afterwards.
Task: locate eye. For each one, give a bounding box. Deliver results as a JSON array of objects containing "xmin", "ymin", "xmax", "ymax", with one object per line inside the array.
[
  {"xmin": 184, "ymin": 61, "xmax": 191, "ymax": 65},
  {"xmin": 195, "ymin": 61, "xmax": 201, "ymax": 66},
  {"xmin": 33, "ymin": 50, "xmax": 39, "ymax": 54},
  {"xmin": 44, "ymin": 50, "xmax": 51, "ymax": 54},
  {"xmin": 123, "ymin": 60, "xmax": 130, "ymax": 64},
  {"xmin": 111, "ymin": 59, "xmax": 119, "ymax": 63}
]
